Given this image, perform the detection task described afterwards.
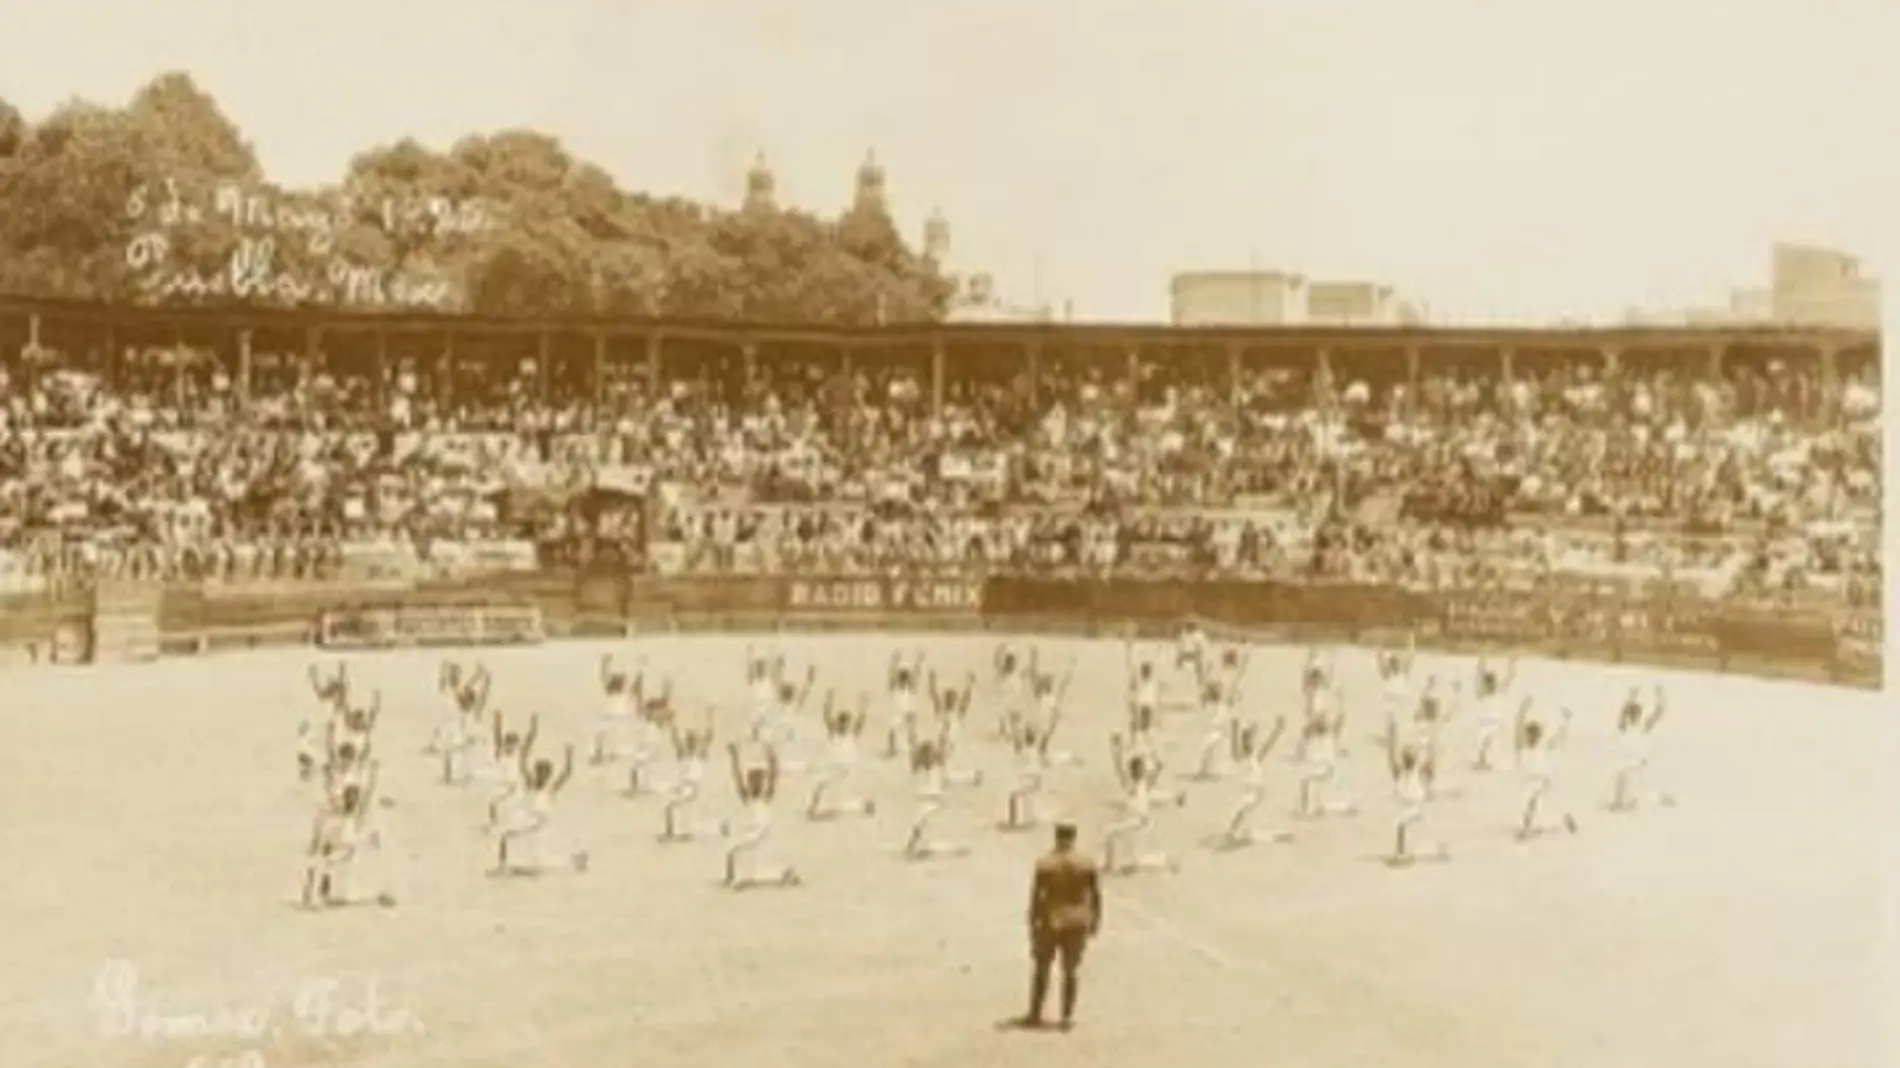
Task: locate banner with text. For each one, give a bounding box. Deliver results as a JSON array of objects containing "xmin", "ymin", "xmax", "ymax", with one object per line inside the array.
[
  {"xmin": 781, "ymin": 576, "xmax": 985, "ymax": 615},
  {"xmin": 316, "ymin": 603, "xmax": 545, "ymax": 650}
]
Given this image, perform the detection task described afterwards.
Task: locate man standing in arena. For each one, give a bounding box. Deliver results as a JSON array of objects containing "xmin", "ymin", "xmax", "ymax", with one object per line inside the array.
[{"xmin": 1019, "ymin": 821, "xmax": 1101, "ymax": 1031}]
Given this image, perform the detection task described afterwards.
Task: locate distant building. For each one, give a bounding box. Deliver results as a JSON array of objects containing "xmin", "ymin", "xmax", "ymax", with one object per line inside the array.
[
  {"xmin": 1170, "ymin": 270, "xmax": 1405, "ymax": 326},
  {"xmin": 1622, "ymin": 244, "xmax": 1878, "ymax": 331},
  {"xmin": 1773, "ymin": 243, "xmax": 1860, "ymax": 293},
  {"xmin": 1305, "ymin": 280, "xmax": 1400, "ymax": 326},
  {"xmin": 1770, "ymin": 243, "xmax": 1879, "ymax": 330},
  {"xmin": 1170, "ymin": 271, "xmax": 1305, "ymax": 325}
]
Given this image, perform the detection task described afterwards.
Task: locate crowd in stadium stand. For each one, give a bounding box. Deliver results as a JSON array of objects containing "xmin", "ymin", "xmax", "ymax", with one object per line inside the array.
[{"xmin": 0, "ymin": 334, "xmax": 1881, "ymax": 611}]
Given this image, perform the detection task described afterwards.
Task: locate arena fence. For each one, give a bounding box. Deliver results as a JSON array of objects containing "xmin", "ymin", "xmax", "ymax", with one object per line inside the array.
[{"xmin": 0, "ymin": 568, "xmax": 1879, "ymax": 691}]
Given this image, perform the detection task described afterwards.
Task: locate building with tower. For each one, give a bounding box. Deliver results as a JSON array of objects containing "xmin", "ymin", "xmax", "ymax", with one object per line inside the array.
[
  {"xmin": 742, "ymin": 152, "xmax": 776, "ymax": 213},
  {"xmin": 922, "ymin": 206, "xmax": 950, "ymax": 264},
  {"xmin": 912, "ymin": 203, "xmax": 1054, "ymax": 323},
  {"xmin": 854, "ymin": 150, "xmax": 886, "ymax": 215}
]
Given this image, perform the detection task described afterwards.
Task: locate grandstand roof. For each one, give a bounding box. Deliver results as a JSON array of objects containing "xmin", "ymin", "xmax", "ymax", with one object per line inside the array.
[{"xmin": 0, "ymin": 293, "xmax": 1877, "ymax": 353}]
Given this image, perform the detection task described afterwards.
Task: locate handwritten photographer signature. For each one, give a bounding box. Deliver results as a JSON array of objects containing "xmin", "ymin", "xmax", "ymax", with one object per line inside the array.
[{"xmin": 92, "ymin": 959, "xmax": 424, "ymax": 1044}]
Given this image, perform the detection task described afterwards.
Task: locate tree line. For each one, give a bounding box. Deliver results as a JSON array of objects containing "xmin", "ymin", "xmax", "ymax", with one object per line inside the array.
[{"xmin": 0, "ymin": 73, "xmax": 956, "ymax": 324}]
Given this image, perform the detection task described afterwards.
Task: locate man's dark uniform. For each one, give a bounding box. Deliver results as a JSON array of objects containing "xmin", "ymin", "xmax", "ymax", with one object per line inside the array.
[{"xmin": 1024, "ymin": 823, "xmax": 1101, "ymax": 1028}]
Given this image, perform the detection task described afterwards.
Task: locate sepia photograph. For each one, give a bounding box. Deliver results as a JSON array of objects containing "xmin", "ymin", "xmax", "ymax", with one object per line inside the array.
[{"xmin": 0, "ymin": 2, "xmax": 1888, "ymax": 1066}]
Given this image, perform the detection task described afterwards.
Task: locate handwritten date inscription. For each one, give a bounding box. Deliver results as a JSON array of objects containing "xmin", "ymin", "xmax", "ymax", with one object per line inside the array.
[{"xmin": 122, "ymin": 179, "xmax": 489, "ymax": 310}]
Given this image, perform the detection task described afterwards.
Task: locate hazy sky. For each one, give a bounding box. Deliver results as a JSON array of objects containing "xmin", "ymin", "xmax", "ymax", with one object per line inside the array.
[{"xmin": 1, "ymin": 0, "xmax": 1893, "ymax": 322}]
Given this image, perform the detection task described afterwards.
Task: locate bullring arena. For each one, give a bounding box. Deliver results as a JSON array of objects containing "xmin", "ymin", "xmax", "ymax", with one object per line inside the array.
[{"xmin": 0, "ymin": 629, "xmax": 1889, "ymax": 1068}]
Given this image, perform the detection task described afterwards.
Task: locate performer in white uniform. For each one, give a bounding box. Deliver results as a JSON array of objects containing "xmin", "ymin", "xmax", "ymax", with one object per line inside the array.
[
  {"xmin": 1295, "ymin": 712, "xmax": 1357, "ymax": 819},
  {"xmin": 1206, "ymin": 643, "xmax": 1250, "ymax": 700},
  {"xmin": 493, "ymin": 743, "xmax": 587, "ymax": 876},
  {"xmin": 1513, "ymin": 698, "xmax": 1579, "ymax": 840},
  {"xmin": 482, "ymin": 711, "xmax": 537, "ymax": 832},
  {"xmin": 301, "ymin": 776, "xmax": 394, "ymax": 909},
  {"xmin": 807, "ymin": 692, "xmax": 876, "ymax": 821},
  {"xmin": 1220, "ymin": 716, "xmax": 1291, "ymax": 848},
  {"xmin": 591, "ymin": 654, "xmax": 639, "ymax": 765},
  {"xmin": 1404, "ymin": 676, "xmax": 1454, "ymax": 749},
  {"xmin": 659, "ymin": 712, "xmax": 720, "ymax": 842},
  {"xmin": 1120, "ymin": 700, "xmax": 1185, "ymax": 809},
  {"xmin": 1126, "ymin": 646, "xmax": 1162, "ymax": 723},
  {"xmin": 1469, "ymin": 651, "xmax": 1519, "ymax": 771},
  {"xmin": 432, "ymin": 660, "xmax": 490, "ymax": 759},
  {"xmin": 1174, "ymin": 622, "xmax": 1209, "ymax": 682},
  {"xmin": 1375, "ymin": 636, "xmax": 1416, "ymax": 739},
  {"xmin": 301, "ymin": 661, "xmax": 352, "ymax": 780},
  {"xmin": 1105, "ymin": 736, "xmax": 1183, "ymax": 875},
  {"xmin": 999, "ymin": 702, "xmax": 1069, "ymax": 831},
  {"xmin": 927, "ymin": 670, "xmax": 984, "ymax": 788},
  {"xmin": 1190, "ymin": 677, "xmax": 1243, "ymax": 780},
  {"xmin": 624, "ymin": 671, "xmax": 675, "ymax": 795},
  {"xmin": 755, "ymin": 666, "xmax": 817, "ymax": 752},
  {"xmin": 320, "ymin": 741, "xmax": 376, "ymax": 814},
  {"xmin": 904, "ymin": 724, "xmax": 971, "ymax": 861},
  {"xmin": 434, "ymin": 679, "xmax": 488, "ymax": 787},
  {"xmin": 1125, "ymin": 696, "xmax": 1161, "ymax": 765},
  {"xmin": 885, "ymin": 652, "xmax": 928, "ymax": 759},
  {"xmin": 1384, "ymin": 719, "xmax": 1449, "ymax": 865},
  {"xmin": 724, "ymin": 742, "xmax": 800, "ymax": 888},
  {"xmin": 1608, "ymin": 685, "xmax": 1673, "ymax": 812},
  {"xmin": 992, "ymin": 643, "xmax": 1033, "ymax": 741},
  {"xmin": 329, "ymin": 692, "xmax": 381, "ymax": 786},
  {"xmin": 745, "ymin": 647, "xmax": 779, "ymax": 742},
  {"xmin": 1293, "ymin": 648, "xmax": 1339, "ymax": 764},
  {"xmin": 1026, "ymin": 671, "xmax": 1081, "ymax": 768}
]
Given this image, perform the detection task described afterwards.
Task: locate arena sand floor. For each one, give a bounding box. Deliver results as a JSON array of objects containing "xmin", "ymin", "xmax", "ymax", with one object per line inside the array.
[{"xmin": 0, "ymin": 633, "xmax": 1890, "ymax": 1068}]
